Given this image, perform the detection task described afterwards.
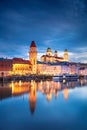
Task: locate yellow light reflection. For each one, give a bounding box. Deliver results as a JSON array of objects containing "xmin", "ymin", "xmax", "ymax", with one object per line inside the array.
[{"xmin": 64, "ymin": 88, "xmax": 68, "ymax": 100}]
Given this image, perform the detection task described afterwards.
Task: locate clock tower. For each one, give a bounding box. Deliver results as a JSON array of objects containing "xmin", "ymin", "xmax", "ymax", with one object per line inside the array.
[{"xmin": 29, "ymin": 41, "xmax": 37, "ymax": 74}]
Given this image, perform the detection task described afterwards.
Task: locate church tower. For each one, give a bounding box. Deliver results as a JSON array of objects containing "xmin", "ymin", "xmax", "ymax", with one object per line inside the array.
[
  {"xmin": 46, "ymin": 48, "xmax": 52, "ymax": 56},
  {"xmin": 64, "ymin": 49, "xmax": 68, "ymax": 61},
  {"xmin": 54, "ymin": 50, "xmax": 58, "ymax": 57},
  {"xmin": 29, "ymin": 41, "xmax": 37, "ymax": 74}
]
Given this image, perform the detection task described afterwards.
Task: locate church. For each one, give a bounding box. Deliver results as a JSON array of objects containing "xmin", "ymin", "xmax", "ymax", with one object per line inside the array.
[
  {"xmin": 0, "ymin": 40, "xmax": 87, "ymax": 76},
  {"xmin": 41, "ymin": 47, "xmax": 68, "ymax": 62}
]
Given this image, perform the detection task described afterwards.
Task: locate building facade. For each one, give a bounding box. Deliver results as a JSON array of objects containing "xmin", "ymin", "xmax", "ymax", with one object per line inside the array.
[
  {"xmin": 0, "ymin": 58, "xmax": 12, "ymax": 76},
  {"xmin": 41, "ymin": 48, "xmax": 68, "ymax": 62},
  {"xmin": 0, "ymin": 41, "xmax": 87, "ymax": 76},
  {"xmin": 12, "ymin": 58, "xmax": 32, "ymax": 75}
]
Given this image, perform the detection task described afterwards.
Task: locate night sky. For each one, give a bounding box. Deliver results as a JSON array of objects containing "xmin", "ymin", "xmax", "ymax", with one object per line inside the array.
[{"xmin": 0, "ymin": 0, "xmax": 87, "ymax": 63}]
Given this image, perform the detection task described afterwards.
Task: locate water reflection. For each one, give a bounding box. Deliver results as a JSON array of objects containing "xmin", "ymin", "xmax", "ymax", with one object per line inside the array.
[
  {"xmin": 11, "ymin": 81, "xmax": 30, "ymax": 96},
  {"xmin": 0, "ymin": 79, "xmax": 87, "ymax": 113},
  {"xmin": 64, "ymin": 87, "xmax": 68, "ymax": 100},
  {"xmin": 29, "ymin": 80, "xmax": 36, "ymax": 114}
]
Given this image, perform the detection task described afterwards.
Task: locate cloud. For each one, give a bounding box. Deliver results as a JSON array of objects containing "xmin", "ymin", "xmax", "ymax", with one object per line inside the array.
[
  {"xmin": 76, "ymin": 47, "xmax": 87, "ymax": 52},
  {"xmin": 0, "ymin": 0, "xmax": 87, "ymax": 63},
  {"xmin": 69, "ymin": 51, "xmax": 87, "ymax": 63}
]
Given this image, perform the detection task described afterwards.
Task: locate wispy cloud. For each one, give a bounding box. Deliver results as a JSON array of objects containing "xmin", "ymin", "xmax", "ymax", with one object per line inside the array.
[
  {"xmin": 37, "ymin": 48, "xmax": 87, "ymax": 63},
  {"xmin": 75, "ymin": 47, "xmax": 87, "ymax": 52}
]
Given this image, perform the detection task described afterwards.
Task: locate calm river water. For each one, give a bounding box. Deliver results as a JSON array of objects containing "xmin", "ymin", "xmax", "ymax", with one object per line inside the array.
[{"xmin": 0, "ymin": 79, "xmax": 87, "ymax": 130}]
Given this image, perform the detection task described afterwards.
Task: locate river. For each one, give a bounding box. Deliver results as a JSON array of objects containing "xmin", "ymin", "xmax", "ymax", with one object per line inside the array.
[{"xmin": 0, "ymin": 79, "xmax": 87, "ymax": 130}]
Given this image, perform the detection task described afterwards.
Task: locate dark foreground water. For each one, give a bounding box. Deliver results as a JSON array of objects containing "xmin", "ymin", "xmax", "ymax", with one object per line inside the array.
[{"xmin": 0, "ymin": 79, "xmax": 87, "ymax": 130}]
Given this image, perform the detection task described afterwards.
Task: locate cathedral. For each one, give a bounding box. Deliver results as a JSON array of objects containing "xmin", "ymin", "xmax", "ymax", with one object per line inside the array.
[{"xmin": 41, "ymin": 47, "xmax": 68, "ymax": 62}]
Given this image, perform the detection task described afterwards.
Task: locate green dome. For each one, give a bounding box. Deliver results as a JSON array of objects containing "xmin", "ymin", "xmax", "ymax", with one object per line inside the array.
[{"xmin": 47, "ymin": 47, "xmax": 51, "ymax": 52}]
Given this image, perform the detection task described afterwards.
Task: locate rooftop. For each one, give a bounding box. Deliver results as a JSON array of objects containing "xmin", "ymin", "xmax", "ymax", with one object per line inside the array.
[{"xmin": 30, "ymin": 41, "xmax": 36, "ymax": 47}]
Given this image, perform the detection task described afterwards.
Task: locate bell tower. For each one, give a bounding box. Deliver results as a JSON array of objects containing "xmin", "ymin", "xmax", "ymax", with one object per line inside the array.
[
  {"xmin": 64, "ymin": 49, "xmax": 68, "ymax": 61},
  {"xmin": 29, "ymin": 41, "xmax": 37, "ymax": 74},
  {"xmin": 46, "ymin": 48, "xmax": 52, "ymax": 56},
  {"xmin": 54, "ymin": 50, "xmax": 58, "ymax": 57}
]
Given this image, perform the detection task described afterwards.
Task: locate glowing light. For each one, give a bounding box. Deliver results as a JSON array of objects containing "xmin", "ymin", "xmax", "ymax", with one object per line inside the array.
[
  {"xmin": 19, "ymin": 80, "xmax": 22, "ymax": 86},
  {"xmin": 64, "ymin": 88, "xmax": 68, "ymax": 100}
]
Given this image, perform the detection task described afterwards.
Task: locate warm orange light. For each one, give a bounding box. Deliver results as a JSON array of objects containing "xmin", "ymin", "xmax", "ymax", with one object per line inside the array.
[{"xmin": 64, "ymin": 88, "xmax": 68, "ymax": 100}]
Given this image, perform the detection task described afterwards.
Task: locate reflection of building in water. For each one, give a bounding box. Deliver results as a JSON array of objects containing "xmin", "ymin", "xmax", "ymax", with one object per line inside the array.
[
  {"xmin": 0, "ymin": 82, "xmax": 12, "ymax": 100},
  {"xmin": 67, "ymin": 81, "xmax": 77, "ymax": 88},
  {"xmin": 37, "ymin": 80, "xmax": 60, "ymax": 101},
  {"xmin": 1, "ymin": 79, "xmax": 87, "ymax": 105},
  {"xmin": 11, "ymin": 81, "xmax": 30, "ymax": 96},
  {"xmin": 0, "ymin": 81, "xmax": 31, "ymax": 100},
  {"xmin": 64, "ymin": 88, "xmax": 68, "ymax": 100},
  {"xmin": 46, "ymin": 93, "xmax": 52, "ymax": 102},
  {"xmin": 79, "ymin": 79, "xmax": 87, "ymax": 86},
  {"xmin": 38, "ymin": 81, "xmax": 51, "ymax": 101},
  {"xmin": 54, "ymin": 89, "xmax": 58, "ymax": 98},
  {"xmin": 28, "ymin": 80, "xmax": 36, "ymax": 114}
]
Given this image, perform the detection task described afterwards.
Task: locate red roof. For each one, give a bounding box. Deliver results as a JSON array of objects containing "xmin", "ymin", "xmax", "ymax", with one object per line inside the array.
[
  {"xmin": 13, "ymin": 58, "xmax": 32, "ymax": 65},
  {"xmin": 41, "ymin": 55, "xmax": 63, "ymax": 59},
  {"xmin": 30, "ymin": 41, "xmax": 36, "ymax": 47}
]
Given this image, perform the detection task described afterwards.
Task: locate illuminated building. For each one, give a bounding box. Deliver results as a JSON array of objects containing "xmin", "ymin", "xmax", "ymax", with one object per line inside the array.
[
  {"xmin": 0, "ymin": 58, "xmax": 12, "ymax": 76},
  {"xmin": 41, "ymin": 48, "xmax": 68, "ymax": 62},
  {"xmin": 78, "ymin": 63, "xmax": 87, "ymax": 76},
  {"xmin": 79, "ymin": 67, "xmax": 87, "ymax": 76},
  {"xmin": 64, "ymin": 49, "xmax": 68, "ymax": 62},
  {"xmin": 29, "ymin": 41, "xmax": 37, "ymax": 74},
  {"xmin": 0, "ymin": 41, "xmax": 37, "ymax": 76},
  {"xmin": 12, "ymin": 58, "xmax": 32, "ymax": 75},
  {"xmin": 0, "ymin": 40, "xmax": 87, "ymax": 76},
  {"xmin": 37, "ymin": 61, "xmax": 79, "ymax": 75}
]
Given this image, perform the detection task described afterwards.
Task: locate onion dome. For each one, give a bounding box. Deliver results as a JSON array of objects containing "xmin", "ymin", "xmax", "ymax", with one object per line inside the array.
[{"xmin": 47, "ymin": 47, "xmax": 51, "ymax": 52}]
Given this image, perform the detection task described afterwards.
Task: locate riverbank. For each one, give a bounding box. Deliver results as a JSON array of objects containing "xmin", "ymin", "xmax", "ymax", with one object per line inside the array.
[
  {"xmin": 0, "ymin": 74, "xmax": 87, "ymax": 83},
  {"xmin": 0, "ymin": 75, "xmax": 53, "ymax": 82}
]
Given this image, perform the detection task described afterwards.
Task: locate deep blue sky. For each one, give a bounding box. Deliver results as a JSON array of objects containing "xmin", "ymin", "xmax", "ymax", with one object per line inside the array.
[{"xmin": 0, "ymin": 0, "xmax": 87, "ymax": 62}]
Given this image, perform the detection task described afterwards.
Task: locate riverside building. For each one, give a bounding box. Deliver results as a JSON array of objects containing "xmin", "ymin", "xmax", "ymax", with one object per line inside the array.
[{"xmin": 0, "ymin": 41, "xmax": 87, "ymax": 76}]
